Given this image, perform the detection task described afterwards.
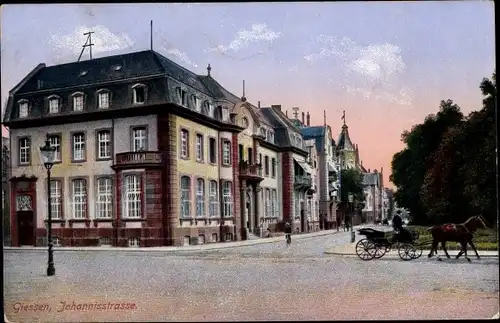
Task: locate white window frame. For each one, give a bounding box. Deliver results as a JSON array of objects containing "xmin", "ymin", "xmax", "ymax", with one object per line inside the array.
[
  {"xmin": 180, "ymin": 130, "xmax": 189, "ymax": 158},
  {"xmin": 192, "ymin": 95, "xmax": 199, "ymax": 111},
  {"xmin": 209, "ymin": 138, "xmax": 217, "ymax": 164},
  {"xmin": 128, "ymin": 238, "xmax": 140, "ymax": 248},
  {"xmin": 96, "ymin": 177, "xmax": 113, "ymax": 219},
  {"xmin": 97, "ymin": 130, "xmax": 112, "ymax": 159},
  {"xmin": 222, "ymin": 141, "xmax": 231, "ymax": 165},
  {"xmin": 132, "ymin": 84, "xmax": 146, "ymax": 104},
  {"xmin": 72, "ymin": 133, "xmax": 86, "ymax": 161},
  {"xmin": 195, "ymin": 134, "xmax": 203, "ymax": 161},
  {"xmin": 181, "ymin": 90, "xmax": 187, "ymax": 106},
  {"xmin": 50, "ymin": 180, "xmax": 62, "ymax": 220},
  {"xmin": 18, "ymin": 137, "xmax": 30, "ymax": 165},
  {"xmin": 222, "ymin": 181, "xmax": 232, "ymax": 217},
  {"xmin": 48, "ymin": 135, "xmax": 61, "ymax": 162},
  {"xmin": 48, "ymin": 96, "xmax": 60, "ymax": 114},
  {"xmin": 19, "ymin": 100, "xmax": 29, "ymax": 118},
  {"xmin": 71, "ymin": 179, "xmax": 87, "ymax": 219},
  {"xmin": 265, "ymin": 189, "xmax": 270, "ymax": 217},
  {"xmin": 209, "ymin": 181, "xmax": 218, "ymax": 217},
  {"xmin": 123, "ymin": 175, "xmax": 141, "ymax": 219},
  {"xmin": 132, "ymin": 128, "xmax": 147, "ymax": 152},
  {"xmin": 72, "ymin": 93, "xmax": 84, "ymax": 112},
  {"xmin": 196, "ymin": 178, "xmax": 205, "ymax": 218},
  {"xmin": 180, "ymin": 176, "xmax": 191, "ymax": 218},
  {"xmin": 97, "ymin": 90, "xmax": 110, "ymax": 109}
]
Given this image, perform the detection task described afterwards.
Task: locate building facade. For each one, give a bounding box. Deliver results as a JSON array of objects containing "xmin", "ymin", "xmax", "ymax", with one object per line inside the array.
[
  {"xmin": 2, "ymin": 136, "xmax": 10, "ymax": 245},
  {"xmin": 3, "ymin": 49, "xmax": 329, "ymax": 247}
]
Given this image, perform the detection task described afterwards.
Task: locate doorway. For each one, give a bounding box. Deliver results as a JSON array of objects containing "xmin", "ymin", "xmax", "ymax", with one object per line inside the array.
[{"xmin": 17, "ymin": 211, "xmax": 34, "ymax": 246}]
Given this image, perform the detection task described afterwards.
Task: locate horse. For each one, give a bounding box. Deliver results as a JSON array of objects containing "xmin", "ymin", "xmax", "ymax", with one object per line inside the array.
[{"xmin": 427, "ymin": 215, "xmax": 488, "ymax": 262}]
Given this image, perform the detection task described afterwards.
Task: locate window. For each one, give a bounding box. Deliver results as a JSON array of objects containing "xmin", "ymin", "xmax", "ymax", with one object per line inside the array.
[
  {"xmin": 268, "ymin": 131, "xmax": 275, "ymax": 143},
  {"xmin": 53, "ymin": 237, "xmax": 61, "ymax": 247},
  {"xmin": 180, "ymin": 129, "xmax": 189, "ymax": 158},
  {"xmin": 222, "ymin": 140, "xmax": 231, "ymax": 165},
  {"xmin": 265, "ymin": 189, "xmax": 270, "ymax": 216},
  {"xmin": 128, "ymin": 238, "xmax": 140, "ymax": 247},
  {"xmin": 72, "ymin": 94, "xmax": 84, "ymax": 111},
  {"xmin": 72, "ymin": 179, "xmax": 87, "ymax": 219},
  {"xmin": 180, "ymin": 176, "xmax": 191, "ymax": 218},
  {"xmin": 209, "ymin": 181, "xmax": 218, "ymax": 217},
  {"xmin": 271, "ymin": 158, "xmax": 276, "ymax": 177},
  {"xmin": 192, "ymin": 95, "xmax": 199, "ymax": 110},
  {"xmin": 98, "ymin": 91, "xmax": 110, "ymax": 109},
  {"xmin": 133, "ymin": 85, "xmax": 146, "ymax": 104},
  {"xmin": 222, "ymin": 181, "xmax": 232, "ymax": 217},
  {"xmin": 48, "ymin": 135, "xmax": 61, "ymax": 162},
  {"xmin": 97, "ymin": 130, "xmax": 112, "ymax": 159},
  {"xmin": 96, "ymin": 178, "xmax": 113, "ymax": 219},
  {"xmin": 264, "ymin": 156, "xmax": 269, "ymax": 176},
  {"xmin": 196, "ymin": 179, "xmax": 205, "ymax": 217},
  {"xmin": 176, "ymin": 88, "xmax": 182, "ymax": 104},
  {"xmin": 49, "ymin": 97, "xmax": 60, "ymax": 114},
  {"xmin": 19, "ymin": 101, "xmax": 29, "ymax": 118},
  {"xmin": 209, "ymin": 138, "xmax": 217, "ymax": 164},
  {"xmin": 181, "ymin": 90, "xmax": 187, "ymax": 106},
  {"xmin": 198, "ymin": 235, "xmax": 205, "ymax": 245},
  {"xmin": 72, "ymin": 133, "xmax": 86, "ymax": 161},
  {"xmin": 100, "ymin": 237, "xmax": 112, "ymax": 246},
  {"xmin": 18, "ymin": 138, "xmax": 30, "ymax": 165},
  {"xmin": 272, "ymin": 189, "xmax": 279, "ymax": 217},
  {"xmin": 132, "ymin": 127, "xmax": 147, "ymax": 152},
  {"xmin": 50, "ymin": 180, "xmax": 62, "ymax": 219},
  {"xmin": 124, "ymin": 175, "xmax": 141, "ymax": 218},
  {"xmin": 183, "ymin": 236, "xmax": 191, "ymax": 246},
  {"xmin": 222, "ymin": 107, "xmax": 229, "ymax": 121},
  {"xmin": 196, "ymin": 134, "xmax": 203, "ymax": 162}
]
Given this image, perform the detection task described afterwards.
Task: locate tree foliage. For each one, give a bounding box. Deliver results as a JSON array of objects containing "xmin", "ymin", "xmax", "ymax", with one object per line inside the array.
[
  {"xmin": 340, "ymin": 168, "xmax": 365, "ymax": 205},
  {"xmin": 391, "ymin": 72, "xmax": 497, "ymax": 226}
]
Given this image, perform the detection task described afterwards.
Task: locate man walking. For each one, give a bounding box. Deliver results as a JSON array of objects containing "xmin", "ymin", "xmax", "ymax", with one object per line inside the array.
[{"xmin": 284, "ymin": 221, "xmax": 292, "ymax": 245}]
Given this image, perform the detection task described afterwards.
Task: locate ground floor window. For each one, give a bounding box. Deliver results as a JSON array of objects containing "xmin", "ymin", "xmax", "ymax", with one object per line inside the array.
[
  {"xmin": 198, "ymin": 234, "xmax": 205, "ymax": 245},
  {"xmin": 128, "ymin": 237, "xmax": 140, "ymax": 247},
  {"xmin": 100, "ymin": 237, "xmax": 112, "ymax": 246},
  {"xmin": 211, "ymin": 233, "xmax": 218, "ymax": 242},
  {"xmin": 183, "ymin": 236, "xmax": 191, "ymax": 245}
]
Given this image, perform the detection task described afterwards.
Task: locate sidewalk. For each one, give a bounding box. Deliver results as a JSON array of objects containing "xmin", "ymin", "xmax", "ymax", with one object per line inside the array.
[
  {"xmin": 324, "ymin": 242, "xmax": 499, "ymax": 258},
  {"xmin": 4, "ymin": 227, "xmax": 346, "ymax": 253}
]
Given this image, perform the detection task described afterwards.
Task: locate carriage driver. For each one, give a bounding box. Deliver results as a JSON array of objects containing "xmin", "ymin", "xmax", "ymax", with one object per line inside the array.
[{"xmin": 392, "ymin": 210, "xmax": 410, "ymax": 241}]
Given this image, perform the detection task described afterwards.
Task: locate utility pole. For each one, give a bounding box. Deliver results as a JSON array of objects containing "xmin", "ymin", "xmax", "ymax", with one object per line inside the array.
[{"xmin": 77, "ymin": 31, "xmax": 95, "ymax": 62}]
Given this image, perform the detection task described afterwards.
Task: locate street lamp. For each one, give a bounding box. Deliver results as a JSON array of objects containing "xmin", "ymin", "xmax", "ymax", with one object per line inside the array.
[
  {"xmin": 40, "ymin": 138, "xmax": 56, "ymax": 276},
  {"xmin": 348, "ymin": 193, "xmax": 355, "ymax": 243}
]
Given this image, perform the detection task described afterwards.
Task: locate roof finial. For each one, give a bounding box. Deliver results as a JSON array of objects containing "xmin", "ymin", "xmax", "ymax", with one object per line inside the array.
[
  {"xmin": 323, "ymin": 110, "xmax": 326, "ymax": 126},
  {"xmin": 207, "ymin": 63, "xmax": 211, "ymax": 76},
  {"xmin": 341, "ymin": 110, "xmax": 346, "ymax": 126},
  {"xmin": 241, "ymin": 80, "xmax": 246, "ymax": 101}
]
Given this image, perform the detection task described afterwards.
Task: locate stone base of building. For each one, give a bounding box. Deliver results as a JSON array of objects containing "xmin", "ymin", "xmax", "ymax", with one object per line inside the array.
[{"xmin": 172, "ymin": 225, "xmax": 236, "ymax": 246}]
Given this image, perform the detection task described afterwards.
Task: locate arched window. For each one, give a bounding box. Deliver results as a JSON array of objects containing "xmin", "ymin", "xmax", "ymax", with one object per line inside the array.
[
  {"xmin": 196, "ymin": 178, "xmax": 205, "ymax": 217},
  {"xmin": 181, "ymin": 176, "xmax": 191, "ymax": 217}
]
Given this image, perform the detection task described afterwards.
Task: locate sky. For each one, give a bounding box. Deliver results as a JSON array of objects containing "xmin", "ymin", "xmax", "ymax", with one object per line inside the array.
[{"xmin": 0, "ymin": 3, "xmax": 496, "ymax": 187}]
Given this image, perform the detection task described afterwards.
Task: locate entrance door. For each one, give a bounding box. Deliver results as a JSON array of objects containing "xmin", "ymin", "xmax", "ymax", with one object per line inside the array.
[{"xmin": 17, "ymin": 211, "xmax": 34, "ymax": 245}]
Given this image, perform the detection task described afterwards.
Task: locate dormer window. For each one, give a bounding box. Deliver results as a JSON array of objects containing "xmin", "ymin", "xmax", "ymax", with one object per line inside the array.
[
  {"xmin": 202, "ymin": 101, "xmax": 210, "ymax": 116},
  {"xmin": 132, "ymin": 84, "xmax": 147, "ymax": 104},
  {"xmin": 181, "ymin": 90, "xmax": 187, "ymax": 106},
  {"xmin": 71, "ymin": 93, "xmax": 84, "ymax": 112},
  {"xmin": 192, "ymin": 95, "xmax": 199, "ymax": 110},
  {"xmin": 222, "ymin": 107, "xmax": 229, "ymax": 121},
  {"xmin": 268, "ymin": 131, "xmax": 275, "ymax": 143},
  {"xmin": 47, "ymin": 95, "xmax": 61, "ymax": 114},
  {"xmin": 18, "ymin": 100, "xmax": 29, "ymax": 118},
  {"xmin": 97, "ymin": 90, "xmax": 110, "ymax": 109}
]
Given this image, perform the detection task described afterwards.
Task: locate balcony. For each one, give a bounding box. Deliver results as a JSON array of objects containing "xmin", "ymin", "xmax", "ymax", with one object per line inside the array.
[
  {"xmin": 239, "ymin": 162, "xmax": 264, "ymax": 183},
  {"xmin": 294, "ymin": 175, "xmax": 312, "ymax": 189},
  {"xmin": 113, "ymin": 151, "xmax": 163, "ymax": 169}
]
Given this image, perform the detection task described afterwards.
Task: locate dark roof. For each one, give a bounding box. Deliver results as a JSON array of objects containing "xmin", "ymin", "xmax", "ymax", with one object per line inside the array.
[
  {"xmin": 301, "ymin": 126, "xmax": 325, "ymax": 152},
  {"xmin": 260, "ymin": 108, "xmax": 291, "ymax": 146},
  {"xmin": 363, "ymin": 172, "xmax": 381, "ymax": 186},
  {"xmin": 337, "ymin": 124, "xmax": 355, "ymax": 151},
  {"xmin": 15, "ymin": 50, "xmax": 213, "ymax": 95}
]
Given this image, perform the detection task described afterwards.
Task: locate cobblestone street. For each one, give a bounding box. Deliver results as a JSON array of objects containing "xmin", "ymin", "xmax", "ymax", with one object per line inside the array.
[{"xmin": 5, "ymin": 232, "xmax": 499, "ymax": 322}]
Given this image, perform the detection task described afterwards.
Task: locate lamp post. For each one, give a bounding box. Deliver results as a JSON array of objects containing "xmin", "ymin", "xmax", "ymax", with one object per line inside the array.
[
  {"xmin": 40, "ymin": 138, "xmax": 56, "ymax": 276},
  {"xmin": 348, "ymin": 193, "xmax": 355, "ymax": 243}
]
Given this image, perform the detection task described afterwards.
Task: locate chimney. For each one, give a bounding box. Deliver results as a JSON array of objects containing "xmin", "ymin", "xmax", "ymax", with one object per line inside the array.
[
  {"xmin": 381, "ymin": 167, "xmax": 383, "ymax": 173},
  {"xmin": 374, "ymin": 169, "xmax": 378, "ymax": 173},
  {"xmin": 306, "ymin": 112, "xmax": 310, "ymax": 126},
  {"xmin": 302, "ymin": 112, "xmax": 305, "ymax": 124},
  {"xmin": 258, "ymin": 101, "xmax": 261, "ymax": 109},
  {"xmin": 286, "ymin": 110, "xmax": 288, "ymax": 117},
  {"xmin": 271, "ymin": 104, "xmax": 282, "ymax": 111},
  {"xmin": 368, "ymin": 168, "xmax": 371, "ymax": 173}
]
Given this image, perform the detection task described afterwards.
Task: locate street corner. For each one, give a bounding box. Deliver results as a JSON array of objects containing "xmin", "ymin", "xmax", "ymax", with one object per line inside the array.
[{"xmin": 323, "ymin": 243, "xmax": 357, "ymax": 256}]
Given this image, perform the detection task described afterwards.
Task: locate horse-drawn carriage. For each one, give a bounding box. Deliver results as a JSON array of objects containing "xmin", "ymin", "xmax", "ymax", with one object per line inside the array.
[{"xmin": 355, "ymin": 227, "xmax": 424, "ymax": 261}]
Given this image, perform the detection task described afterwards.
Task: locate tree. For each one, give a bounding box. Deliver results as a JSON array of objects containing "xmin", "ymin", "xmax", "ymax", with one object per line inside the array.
[
  {"xmin": 390, "ymin": 100, "xmax": 464, "ymax": 224},
  {"xmin": 340, "ymin": 168, "xmax": 365, "ymax": 204}
]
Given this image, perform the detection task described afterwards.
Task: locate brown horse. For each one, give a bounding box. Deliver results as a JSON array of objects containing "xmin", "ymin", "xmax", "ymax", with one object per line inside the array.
[{"xmin": 427, "ymin": 215, "xmax": 488, "ymax": 262}]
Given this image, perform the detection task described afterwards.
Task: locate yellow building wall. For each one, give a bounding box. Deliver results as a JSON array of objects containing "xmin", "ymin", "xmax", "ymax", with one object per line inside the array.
[{"xmin": 236, "ymin": 107, "xmax": 255, "ymax": 161}]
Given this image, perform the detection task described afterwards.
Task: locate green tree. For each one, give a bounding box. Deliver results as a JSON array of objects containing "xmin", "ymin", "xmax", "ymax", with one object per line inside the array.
[
  {"xmin": 390, "ymin": 100, "xmax": 463, "ymax": 224},
  {"xmin": 340, "ymin": 168, "xmax": 365, "ymax": 204}
]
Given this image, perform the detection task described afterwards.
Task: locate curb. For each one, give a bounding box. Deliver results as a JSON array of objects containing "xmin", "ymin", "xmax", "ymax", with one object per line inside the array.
[{"xmin": 4, "ymin": 229, "xmax": 342, "ymax": 253}]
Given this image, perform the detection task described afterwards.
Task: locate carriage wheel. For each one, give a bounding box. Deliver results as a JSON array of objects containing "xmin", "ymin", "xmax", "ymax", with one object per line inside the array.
[
  {"xmin": 409, "ymin": 245, "xmax": 423, "ymax": 259},
  {"xmin": 373, "ymin": 243, "xmax": 388, "ymax": 259},
  {"xmin": 355, "ymin": 239, "xmax": 376, "ymax": 260},
  {"xmin": 398, "ymin": 243, "xmax": 414, "ymax": 261}
]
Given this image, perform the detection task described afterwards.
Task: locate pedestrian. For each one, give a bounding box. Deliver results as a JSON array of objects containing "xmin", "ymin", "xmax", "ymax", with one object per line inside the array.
[{"xmin": 284, "ymin": 221, "xmax": 292, "ymax": 244}]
